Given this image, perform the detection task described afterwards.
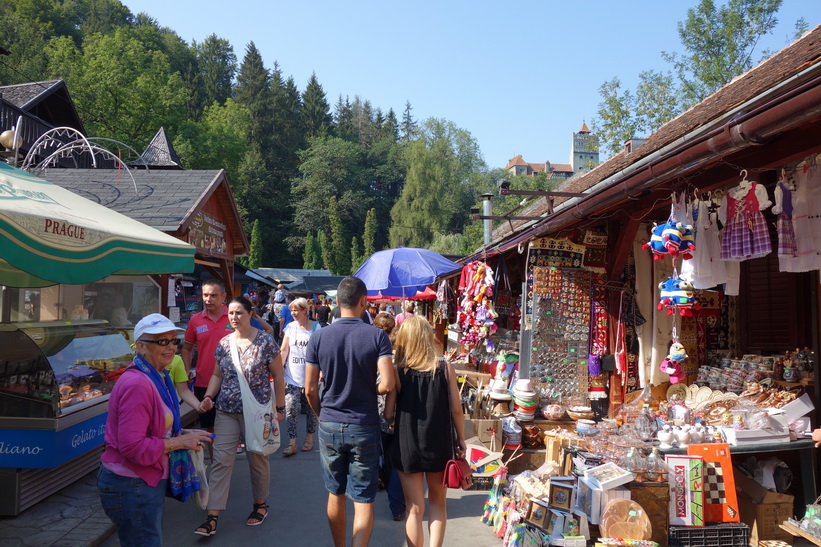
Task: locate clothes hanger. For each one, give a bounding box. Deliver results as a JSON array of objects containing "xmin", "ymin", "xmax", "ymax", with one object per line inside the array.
[{"xmin": 737, "ymin": 169, "xmax": 752, "ymax": 191}]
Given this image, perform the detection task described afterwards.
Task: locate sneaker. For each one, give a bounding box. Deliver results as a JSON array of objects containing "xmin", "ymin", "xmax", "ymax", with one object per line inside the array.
[{"xmin": 392, "ymin": 513, "xmax": 404, "ymax": 521}]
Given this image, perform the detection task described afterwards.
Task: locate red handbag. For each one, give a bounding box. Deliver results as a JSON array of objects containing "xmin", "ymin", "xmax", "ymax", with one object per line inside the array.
[
  {"xmin": 442, "ymin": 361, "xmax": 472, "ymax": 490},
  {"xmin": 443, "ymin": 457, "xmax": 473, "ymax": 490}
]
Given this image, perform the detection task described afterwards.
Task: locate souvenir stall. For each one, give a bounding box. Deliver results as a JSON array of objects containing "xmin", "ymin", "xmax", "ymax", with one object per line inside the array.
[
  {"xmin": 0, "ymin": 162, "xmax": 196, "ymax": 515},
  {"xmin": 458, "ymin": 26, "xmax": 821, "ymax": 546}
]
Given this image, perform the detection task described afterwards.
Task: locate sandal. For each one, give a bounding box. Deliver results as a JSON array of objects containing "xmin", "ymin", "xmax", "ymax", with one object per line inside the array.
[
  {"xmin": 246, "ymin": 502, "xmax": 269, "ymax": 526},
  {"xmin": 301, "ymin": 438, "xmax": 314, "ymax": 452},
  {"xmin": 194, "ymin": 514, "xmax": 218, "ymax": 537},
  {"xmin": 283, "ymin": 444, "xmax": 296, "ymax": 457}
]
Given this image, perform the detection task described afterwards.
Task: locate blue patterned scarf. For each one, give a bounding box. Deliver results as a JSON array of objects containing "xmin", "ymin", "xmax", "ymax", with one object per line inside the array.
[{"xmin": 132, "ymin": 354, "xmax": 199, "ymax": 502}]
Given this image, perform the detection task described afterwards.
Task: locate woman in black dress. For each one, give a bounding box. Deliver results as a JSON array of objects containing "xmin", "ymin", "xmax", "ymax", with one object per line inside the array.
[{"xmin": 386, "ymin": 315, "xmax": 466, "ymax": 547}]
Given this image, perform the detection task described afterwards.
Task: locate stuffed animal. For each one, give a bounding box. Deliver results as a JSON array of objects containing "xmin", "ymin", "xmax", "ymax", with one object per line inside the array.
[
  {"xmin": 660, "ymin": 340, "xmax": 688, "ymax": 383},
  {"xmin": 661, "ymin": 222, "xmax": 684, "ymax": 256},
  {"xmin": 660, "ymin": 357, "xmax": 686, "ymax": 384},
  {"xmin": 658, "ymin": 276, "xmax": 701, "ymax": 316},
  {"xmin": 643, "ymin": 221, "xmax": 697, "ymax": 260},
  {"xmin": 668, "ymin": 341, "xmax": 688, "ymax": 363},
  {"xmin": 642, "ymin": 222, "xmax": 674, "ymax": 260},
  {"xmin": 678, "ymin": 224, "xmax": 696, "ymax": 260}
]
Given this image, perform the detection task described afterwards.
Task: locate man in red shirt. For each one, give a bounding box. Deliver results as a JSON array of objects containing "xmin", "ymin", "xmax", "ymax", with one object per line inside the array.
[{"xmin": 182, "ymin": 280, "xmax": 233, "ymax": 432}]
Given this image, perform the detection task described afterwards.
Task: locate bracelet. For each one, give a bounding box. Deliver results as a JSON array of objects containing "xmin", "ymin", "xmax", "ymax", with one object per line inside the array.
[
  {"xmin": 168, "ymin": 439, "xmax": 175, "ymax": 452},
  {"xmin": 203, "ymin": 395, "xmax": 213, "ymax": 401},
  {"xmin": 276, "ymin": 406, "xmax": 285, "ymax": 412}
]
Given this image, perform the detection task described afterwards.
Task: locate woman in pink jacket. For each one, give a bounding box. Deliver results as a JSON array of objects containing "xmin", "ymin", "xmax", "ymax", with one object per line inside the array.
[{"xmin": 98, "ymin": 314, "xmax": 212, "ymax": 547}]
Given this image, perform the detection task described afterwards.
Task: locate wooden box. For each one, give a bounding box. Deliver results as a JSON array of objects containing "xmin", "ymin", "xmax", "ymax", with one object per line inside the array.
[{"xmin": 628, "ymin": 481, "xmax": 670, "ymax": 546}]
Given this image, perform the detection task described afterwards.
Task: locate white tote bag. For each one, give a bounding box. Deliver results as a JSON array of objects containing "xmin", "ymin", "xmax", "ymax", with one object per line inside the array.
[{"xmin": 229, "ymin": 335, "xmax": 281, "ymax": 455}]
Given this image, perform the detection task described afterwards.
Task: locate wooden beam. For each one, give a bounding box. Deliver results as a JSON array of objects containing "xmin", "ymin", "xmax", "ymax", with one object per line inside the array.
[{"xmin": 606, "ymin": 216, "xmax": 641, "ymax": 282}]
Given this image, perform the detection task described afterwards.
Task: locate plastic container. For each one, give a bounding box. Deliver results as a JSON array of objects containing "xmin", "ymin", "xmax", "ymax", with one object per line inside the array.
[{"xmin": 669, "ymin": 522, "xmax": 750, "ymax": 547}]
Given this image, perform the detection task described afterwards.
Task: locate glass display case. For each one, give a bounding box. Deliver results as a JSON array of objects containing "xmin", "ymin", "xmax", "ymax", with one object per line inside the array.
[{"xmin": 0, "ymin": 320, "xmax": 134, "ymax": 419}]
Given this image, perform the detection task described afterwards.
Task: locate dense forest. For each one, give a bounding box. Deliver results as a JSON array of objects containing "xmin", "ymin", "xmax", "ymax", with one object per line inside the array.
[{"xmin": 1, "ymin": 0, "xmax": 545, "ymax": 271}]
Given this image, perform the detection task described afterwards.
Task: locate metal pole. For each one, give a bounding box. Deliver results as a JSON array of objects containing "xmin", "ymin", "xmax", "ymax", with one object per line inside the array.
[{"xmin": 482, "ymin": 193, "xmax": 493, "ymax": 245}]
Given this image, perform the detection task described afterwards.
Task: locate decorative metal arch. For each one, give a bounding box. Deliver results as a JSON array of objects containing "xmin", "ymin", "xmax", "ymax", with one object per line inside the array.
[{"xmin": 21, "ymin": 127, "xmax": 148, "ymax": 193}]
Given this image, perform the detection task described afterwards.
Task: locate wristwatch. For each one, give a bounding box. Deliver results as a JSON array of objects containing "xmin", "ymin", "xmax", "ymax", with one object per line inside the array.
[{"xmin": 276, "ymin": 406, "xmax": 285, "ymax": 412}]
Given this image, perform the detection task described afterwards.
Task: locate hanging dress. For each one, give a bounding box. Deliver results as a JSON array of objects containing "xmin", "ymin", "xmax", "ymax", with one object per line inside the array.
[
  {"xmin": 690, "ymin": 198, "xmax": 727, "ymax": 289},
  {"xmin": 781, "ymin": 161, "xmax": 821, "ymax": 272},
  {"xmin": 680, "ymin": 197, "xmax": 697, "ymax": 283},
  {"xmin": 719, "ymin": 181, "xmax": 772, "ymax": 261},
  {"xmin": 773, "ymin": 179, "xmax": 798, "ymax": 258}
]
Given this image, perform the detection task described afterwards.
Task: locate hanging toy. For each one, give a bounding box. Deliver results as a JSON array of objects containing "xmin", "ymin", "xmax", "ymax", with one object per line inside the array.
[
  {"xmin": 660, "ymin": 357, "xmax": 685, "ymax": 384},
  {"xmin": 678, "ymin": 224, "xmax": 696, "ymax": 260},
  {"xmin": 658, "ymin": 276, "xmax": 700, "ymax": 316},
  {"xmin": 661, "ymin": 222, "xmax": 685, "ymax": 255},
  {"xmin": 642, "ymin": 222, "xmax": 675, "ymax": 259},
  {"xmin": 660, "ymin": 340, "xmax": 688, "ymax": 383},
  {"xmin": 643, "ymin": 221, "xmax": 697, "ymax": 260}
]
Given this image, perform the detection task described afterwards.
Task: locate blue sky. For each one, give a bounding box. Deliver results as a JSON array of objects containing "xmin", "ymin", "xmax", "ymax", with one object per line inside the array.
[{"xmin": 123, "ymin": 0, "xmax": 818, "ymax": 169}]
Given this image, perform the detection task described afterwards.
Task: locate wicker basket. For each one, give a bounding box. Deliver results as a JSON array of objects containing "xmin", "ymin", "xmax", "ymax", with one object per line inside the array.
[{"xmin": 628, "ymin": 481, "xmax": 670, "ymax": 546}]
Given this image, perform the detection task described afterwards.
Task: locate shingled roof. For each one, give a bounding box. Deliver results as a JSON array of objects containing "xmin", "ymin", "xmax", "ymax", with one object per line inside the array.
[
  {"xmin": 0, "ymin": 80, "xmax": 62, "ymax": 109},
  {"xmin": 0, "ymin": 79, "xmax": 85, "ymax": 133},
  {"xmin": 488, "ymin": 24, "xmax": 821, "ymax": 246},
  {"xmin": 39, "ymin": 168, "xmax": 248, "ymax": 256},
  {"xmin": 129, "ymin": 127, "xmax": 183, "ymax": 169}
]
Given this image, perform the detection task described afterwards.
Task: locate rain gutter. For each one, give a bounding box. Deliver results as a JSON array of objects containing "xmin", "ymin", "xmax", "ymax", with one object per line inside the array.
[{"xmin": 464, "ymin": 61, "xmax": 821, "ymax": 264}]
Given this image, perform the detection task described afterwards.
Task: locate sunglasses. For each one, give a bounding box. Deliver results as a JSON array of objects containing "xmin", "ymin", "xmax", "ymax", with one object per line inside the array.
[{"xmin": 139, "ymin": 338, "xmax": 182, "ymax": 346}]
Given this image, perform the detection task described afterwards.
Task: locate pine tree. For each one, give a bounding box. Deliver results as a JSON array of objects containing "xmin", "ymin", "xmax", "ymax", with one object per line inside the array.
[
  {"xmin": 382, "ymin": 108, "xmax": 400, "ymax": 142},
  {"xmin": 195, "ymin": 33, "xmax": 236, "ymax": 106},
  {"xmin": 303, "ymin": 231, "xmax": 316, "ymax": 269},
  {"xmin": 329, "ymin": 196, "xmax": 350, "ymax": 274},
  {"xmin": 401, "ymin": 100, "xmax": 417, "ymax": 142},
  {"xmin": 363, "ymin": 208, "xmax": 377, "ymax": 258},
  {"xmin": 235, "ymin": 41, "xmax": 271, "ymax": 152},
  {"xmin": 247, "ymin": 219, "xmax": 263, "ymax": 268},
  {"xmin": 334, "ymin": 95, "xmax": 355, "ymax": 142},
  {"xmin": 350, "ymin": 236, "xmax": 362, "ymax": 274},
  {"xmin": 318, "ymin": 230, "xmax": 334, "ymax": 273},
  {"xmin": 312, "ymin": 231, "xmax": 323, "ymax": 269},
  {"xmin": 302, "ymin": 72, "xmax": 333, "ymax": 138}
]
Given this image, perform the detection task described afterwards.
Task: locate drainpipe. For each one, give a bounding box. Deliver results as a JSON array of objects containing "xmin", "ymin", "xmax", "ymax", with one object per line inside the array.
[{"xmin": 481, "ymin": 193, "xmax": 493, "ymax": 245}]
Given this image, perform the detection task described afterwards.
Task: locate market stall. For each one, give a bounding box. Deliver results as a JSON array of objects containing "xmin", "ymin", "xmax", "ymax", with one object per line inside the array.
[
  {"xmin": 0, "ymin": 162, "xmax": 196, "ymax": 515},
  {"xmin": 447, "ymin": 26, "xmax": 821, "ymax": 547}
]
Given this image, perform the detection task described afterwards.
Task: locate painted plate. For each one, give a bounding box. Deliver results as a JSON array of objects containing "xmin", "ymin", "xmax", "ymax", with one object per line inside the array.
[
  {"xmin": 709, "ymin": 390, "xmax": 724, "ymax": 401},
  {"xmin": 666, "ymin": 384, "xmax": 688, "ymax": 402},
  {"xmin": 695, "ymin": 386, "xmax": 713, "ymax": 403},
  {"xmin": 687, "ymin": 384, "xmax": 700, "ymax": 402}
]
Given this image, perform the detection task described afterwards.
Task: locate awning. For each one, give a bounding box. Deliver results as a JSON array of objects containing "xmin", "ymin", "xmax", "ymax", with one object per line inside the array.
[{"xmin": 0, "ymin": 162, "xmax": 195, "ymax": 287}]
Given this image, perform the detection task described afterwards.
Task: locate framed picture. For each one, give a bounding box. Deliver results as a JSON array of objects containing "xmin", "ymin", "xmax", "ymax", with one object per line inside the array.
[
  {"xmin": 525, "ymin": 499, "xmax": 550, "ymax": 529},
  {"xmin": 548, "ymin": 481, "xmax": 575, "ymax": 511}
]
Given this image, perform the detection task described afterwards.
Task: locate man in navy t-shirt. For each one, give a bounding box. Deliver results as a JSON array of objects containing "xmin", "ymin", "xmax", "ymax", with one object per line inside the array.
[{"xmin": 305, "ymin": 276, "xmax": 394, "ymax": 547}]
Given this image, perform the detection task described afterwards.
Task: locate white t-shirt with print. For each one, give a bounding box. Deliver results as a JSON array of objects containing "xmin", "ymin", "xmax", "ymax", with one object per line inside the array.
[{"xmin": 283, "ymin": 321, "xmax": 319, "ymax": 387}]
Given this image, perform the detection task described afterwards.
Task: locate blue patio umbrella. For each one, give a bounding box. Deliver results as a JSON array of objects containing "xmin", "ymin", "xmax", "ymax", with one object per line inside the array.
[{"xmin": 353, "ymin": 247, "xmax": 461, "ymax": 297}]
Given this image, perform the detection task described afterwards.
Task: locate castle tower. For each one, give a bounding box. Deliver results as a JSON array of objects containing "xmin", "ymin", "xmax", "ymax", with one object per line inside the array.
[{"xmin": 569, "ymin": 122, "xmax": 598, "ymax": 174}]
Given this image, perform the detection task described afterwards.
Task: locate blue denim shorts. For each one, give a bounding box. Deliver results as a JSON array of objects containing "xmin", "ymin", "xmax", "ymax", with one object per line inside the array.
[{"xmin": 318, "ymin": 421, "xmax": 381, "ymax": 503}]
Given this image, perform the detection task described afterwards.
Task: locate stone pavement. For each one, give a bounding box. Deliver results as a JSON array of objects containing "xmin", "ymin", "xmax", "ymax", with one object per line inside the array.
[{"xmin": 0, "ymin": 470, "xmax": 114, "ymax": 547}]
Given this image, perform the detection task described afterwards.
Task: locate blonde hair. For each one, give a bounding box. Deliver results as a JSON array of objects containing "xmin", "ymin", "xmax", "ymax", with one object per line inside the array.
[
  {"xmin": 290, "ymin": 297, "xmax": 310, "ymax": 311},
  {"xmin": 393, "ymin": 315, "xmax": 437, "ymax": 373}
]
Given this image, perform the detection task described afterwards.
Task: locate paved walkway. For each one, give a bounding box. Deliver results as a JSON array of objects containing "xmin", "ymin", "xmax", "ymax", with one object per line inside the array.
[{"xmin": 0, "ymin": 414, "xmax": 501, "ymax": 546}]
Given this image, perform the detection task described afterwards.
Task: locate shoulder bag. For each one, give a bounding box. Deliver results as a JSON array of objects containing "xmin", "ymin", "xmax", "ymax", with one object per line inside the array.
[
  {"xmin": 229, "ymin": 335, "xmax": 281, "ymax": 455},
  {"xmin": 441, "ymin": 360, "xmax": 472, "ymax": 490}
]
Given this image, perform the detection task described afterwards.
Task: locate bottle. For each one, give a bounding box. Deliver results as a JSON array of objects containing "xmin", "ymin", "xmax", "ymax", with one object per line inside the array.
[
  {"xmin": 635, "ymin": 403, "xmax": 659, "ymax": 439},
  {"xmin": 637, "ymin": 382, "xmax": 659, "ymax": 413}
]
